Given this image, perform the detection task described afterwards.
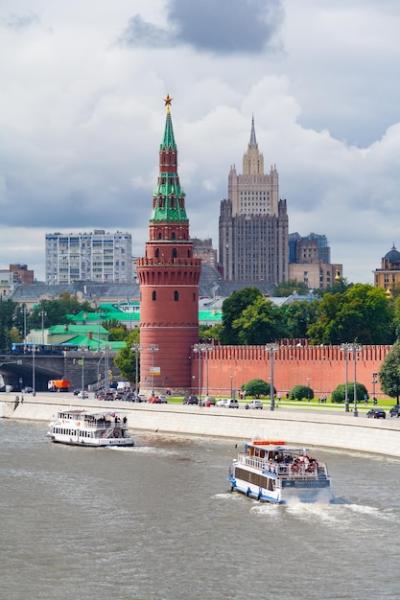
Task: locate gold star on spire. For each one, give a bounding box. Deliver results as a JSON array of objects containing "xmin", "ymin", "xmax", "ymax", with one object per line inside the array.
[{"xmin": 164, "ymin": 94, "xmax": 173, "ymax": 113}]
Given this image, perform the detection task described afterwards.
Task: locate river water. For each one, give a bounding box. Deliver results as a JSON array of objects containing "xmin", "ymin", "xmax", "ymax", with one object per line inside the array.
[{"xmin": 0, "ymin": 420, "xmax": 399, "ymax": 600}]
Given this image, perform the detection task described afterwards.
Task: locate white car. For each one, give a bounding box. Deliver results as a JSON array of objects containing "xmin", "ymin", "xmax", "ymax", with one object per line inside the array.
[
  {"xmin": 245, "ymin": 399, "xmax": 263, "ymax": 410},
  {"xmin": 216, "ymin": 399, "xmax": 239, "ymax": 409},
  {"xmin": 216, "ymin": 399, "xmax": 228, "ymax": 407},
  {"xmin": 77, "ymin": 391, "xmax": 89, "ymax": 399}
]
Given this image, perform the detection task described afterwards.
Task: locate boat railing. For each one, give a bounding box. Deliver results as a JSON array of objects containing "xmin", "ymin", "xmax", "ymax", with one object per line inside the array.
[{"xmin": 238, "ymin": 455, "xmax": 327, "ymax": 479}]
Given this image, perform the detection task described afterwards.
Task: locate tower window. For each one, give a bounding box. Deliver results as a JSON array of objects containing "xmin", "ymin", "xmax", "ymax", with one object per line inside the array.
[
  {"xmin": 172, "ymin": 248, "xmax": 178, "ymax": 259},
  {"xmin": 174, "ymin": 290, "xmax": 179, "ymax": 301},
  {"xmin": 171, "ymin": 232, "xmax": 176, "ymax": 240},
  {"xmin": 187, "ymin": 249, "xmax": 191, "ymax": 258},
  {"xmin": 158, "ymin": 232, "xmax": 162, "ymax": 240},
  {"xmin": 193, "ymin": 293, "xmax": 196, "ymax": 301},
  {"xmin": 155, "ymin": 248, "xmax": 160, "ymax": 258},
  {"xmin": 152, "ymin": 291, "xmax": 157, "ymax": 301}
]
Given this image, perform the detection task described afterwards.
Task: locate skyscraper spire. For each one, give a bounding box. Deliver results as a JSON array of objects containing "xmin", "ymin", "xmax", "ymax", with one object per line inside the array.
[{"xmin": 249, "ymin": 114, "xmax": 257, "ymax": 147}]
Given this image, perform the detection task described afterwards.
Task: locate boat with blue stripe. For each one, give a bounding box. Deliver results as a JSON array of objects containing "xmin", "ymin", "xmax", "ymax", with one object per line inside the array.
[{"xmin": 229, "ymin": 440, "xmax": 331, "ymax": 504}]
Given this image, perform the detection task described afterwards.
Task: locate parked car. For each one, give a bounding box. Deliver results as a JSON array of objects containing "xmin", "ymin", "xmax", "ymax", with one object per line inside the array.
[
  {"xmin": 77, "ymin": 391, "xmax": 89, "ymax": 399},
  {"xmin": 73, "ymin": 389, "xmax": 80, "ymax": 396},
  {"xmin": 216, "ymin": 399, "xmax": 228, "ymax": 407},
  {"xmin": 226, "ymin": 399, "xmax": 239, "ymax": 409},
  {"xmin": 217, "ymin": 398, "xmax": 239, "ymax": 408},
  {"xmin": 245, "ymin": 399, "xmax": 263, "ymax": 410},
  {"xmin": 22, "ymin": 386, "xmax": 33, "ymax": 394},
  {"xmin": 158, "ymin": 395, "xmax": 168, "ymax": 404},
  {"xmin": 389, "ymin": 405, "xmax": 400, "ymax": 418},
  {"xmin": 203, "ymin": 396, "xmax": 216, "ymax": 407},
  {"xmin": 366, "ymin": 408, "xmax": 386, "ymax": 419},
  {"xmin": 183, "ymin": 395, "xmax": 199, "ymax": 405}
]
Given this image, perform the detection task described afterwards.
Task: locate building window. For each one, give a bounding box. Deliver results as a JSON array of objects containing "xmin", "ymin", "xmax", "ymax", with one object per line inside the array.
[
  {"xmin": 171, "ymin": 232, "xmax": 176, "ymax": 240},
  {"xmin": 155, "ymin": 248, "xmax": 160, "ymax": 258},
  {"xmin": 193, "ymin": 293, "xmax": 196, "ymax": 301},
  {"xmin": 174, "ymin": 290, "xmax": 179, "ymax": 301},
  {"xmin": 158, "ymin": 232, "xmax": 162, "ymax": 240},
  {"xmin": 172, "ymin": 248, "xmax": 177, "ymax": 259},
  {"xmin": 152, "ymin": 291, "xmax": 157, "ymax": 301}
]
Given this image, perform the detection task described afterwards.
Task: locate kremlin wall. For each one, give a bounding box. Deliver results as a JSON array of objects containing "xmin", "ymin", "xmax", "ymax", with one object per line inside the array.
[{"xmin": 192, "ymin": 345, "xmax": 390, "ymax": 397}]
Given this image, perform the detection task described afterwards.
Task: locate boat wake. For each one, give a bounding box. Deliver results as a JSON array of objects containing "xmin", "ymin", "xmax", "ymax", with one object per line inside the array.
[{"xmin": 106, "ymin": 445, "xmax": 178, "ymax": 456}]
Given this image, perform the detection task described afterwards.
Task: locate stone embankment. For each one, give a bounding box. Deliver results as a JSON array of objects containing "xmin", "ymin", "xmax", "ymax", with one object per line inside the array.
[{"xmin": 1, "ymin": 393, "xmax": 400, "ymax": 457}]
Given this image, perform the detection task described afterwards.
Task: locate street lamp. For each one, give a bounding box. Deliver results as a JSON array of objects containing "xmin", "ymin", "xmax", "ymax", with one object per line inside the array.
[
  {"xmin": 340, "ymin": 344, "xmax": 351, "ymax": 412},
  {"xmin": 131, "ymin": 343, "xmax": 142, "ymax": 396},
  {"xmin": 372, "ymin": 372, "xmax": 378, "ymax": 405},
  {"xmin": 32, "ymin": 344, "xmax": 36, "ymax": 396},
  {"xmin": 265, "ymin": 343, "xmax": 279, "ymax": 411},
  {"xmin": 40, "ymin": 309, "xmax": 47, "ymax": 345},
  {"xmin": 193, "ymin": 343, "xmax": 213, "ymax": 401},
  {"xmin": 341, "ymin": 343, "xmax": 362, "ymax": 416},
  {"xmin": 148, "ymin": 344, "xmax": 159, "ymax": 395},
  {"xmin": 306, "ymin": 377, "xmax": 310, "ymax": 402}
]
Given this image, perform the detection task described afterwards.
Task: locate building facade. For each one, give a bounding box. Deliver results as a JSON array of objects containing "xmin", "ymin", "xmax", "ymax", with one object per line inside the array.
[
  {"xmin": 9, "ymin": 264, "xmax": 34, "ymax": 284},
  {"xmin": 137, "ymin": 98, "xmax": 201, "ymax": 392},
  {"xmin": 191, "ymin": 238, "xmax": 218, "ymax": 267},
  {"xmin": 288, "ymin": 231, "xmax": 342, "ymax": 289},
  {"xmin": 219, "ymin": 117, "xmax": 288, "ymax": 283},
  {"xmin": 374, "ymin": 245, "xmax": 400, "ymax": 293},
  {"xmin": 45, "ymin": 230, "xmax": 132, "ymax": 285}
]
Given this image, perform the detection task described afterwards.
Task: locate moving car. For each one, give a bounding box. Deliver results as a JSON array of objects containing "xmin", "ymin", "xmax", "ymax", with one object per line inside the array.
[
  {"xmin": 245, "ymin": 399, "xmax": 263, "ymax": 410},
  {"xmin": 389, "ymin": 405, "xmax": 400, "ymax": 418},
  {"xmin": 77, "ymin": 391, "xmax": 89, "ymax": 399},
  {"xmin": 366, "ymin": 408, "xmax": 386, "ymax": 419}
]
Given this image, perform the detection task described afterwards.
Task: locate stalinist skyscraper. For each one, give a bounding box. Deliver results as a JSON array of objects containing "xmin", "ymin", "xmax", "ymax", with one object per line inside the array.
[{"xmin": 219, "ymin": 117, "xmax": 288, "ymax": 284}]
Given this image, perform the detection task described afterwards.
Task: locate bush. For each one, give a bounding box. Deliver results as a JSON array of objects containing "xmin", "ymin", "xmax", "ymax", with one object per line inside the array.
[
  {"xmin": 241, "ymin": 379, "xmax": 276, "ymax": 398},
  {"xmin": 331, "ymin": 382, "xmax": 369, "ymax": 403},
  {"xmin": 289, "ymin": 385, "xmax": 314, "ymax": 401}
]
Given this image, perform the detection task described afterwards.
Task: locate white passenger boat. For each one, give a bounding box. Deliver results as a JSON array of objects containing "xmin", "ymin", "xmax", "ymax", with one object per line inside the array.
[
  {"xmin": 47, "ymin": 410, "xmax": 134, "ymax": 447},
  {"xmin": 229, "ymin": 440, "xmax": 331, "ymax": 504}
]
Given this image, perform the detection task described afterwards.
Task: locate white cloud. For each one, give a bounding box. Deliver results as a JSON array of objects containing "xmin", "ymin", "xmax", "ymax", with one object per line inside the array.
[{"xmin": 0, "ymin": 0, "xmax": 400, "ymax": 284}]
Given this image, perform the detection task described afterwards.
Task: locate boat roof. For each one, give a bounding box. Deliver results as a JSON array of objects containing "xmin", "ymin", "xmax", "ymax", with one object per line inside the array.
[
  {"xmin": 56, "ymin": 410, "xmax": 122, "ymax": 419},
  {"xmin": 247, "ymin": 440, "xmax": 308, "ymax": 452}
]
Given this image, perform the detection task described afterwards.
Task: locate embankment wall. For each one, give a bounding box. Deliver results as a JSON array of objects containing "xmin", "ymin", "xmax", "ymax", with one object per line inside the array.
[{"xmin": 1, "ymin": 394, "xmax": 399, "ymax": 457}]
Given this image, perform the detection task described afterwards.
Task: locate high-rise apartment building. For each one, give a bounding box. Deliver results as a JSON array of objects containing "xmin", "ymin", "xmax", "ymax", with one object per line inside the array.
[
  {"xmin": 45, "ymin": 230, "xmax": 132, "ymax": 285},
  {"xmin": 219, "ymin": 117, "xmax": 288, "ymax": 283}
]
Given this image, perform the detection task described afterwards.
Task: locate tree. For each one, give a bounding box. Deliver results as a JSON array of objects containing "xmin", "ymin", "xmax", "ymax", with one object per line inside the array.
[
  {"xmin": 114, "ymin": 330, "xmax": 140, "ymax": 383},
  {"xmin": 232, "ymin": 296, "xmax": 285, "ymax": 344},
  {"xmin": 308, "ymin": 284, "xmax": 394, "ymax": 345},
  {"xmin": 379, "ymin": 342, "xmax": 400, "ymax": 405},
  {"xmin": 331, "ymin": 382, "xmax": 369, "ymax": 403},
  {"xmin": 0, "ymin": 299, "xmax": 18, "ymax": 352},
  {"xmin": 102, "ymin": 320, "xmax": 129, "ymax": 341},
  {"xmin": 199, "ymin": 324, "xmax": 222, "ymax": 343},
  {"xmin": 280, "ymin": 300, "xmax": 318, "ymax": 339},
  {"xmin": 274, "ymin": 280, "xmax": 309, "ymax": 297},
  {"xmin": 28, "ymin": 293, "xmax": 94, "ymax": 330},
  {"xmin": 220, "ymin": 287, "xmax": 262, "ymax": 344},
  {"xmin": 289, "ymin": 384, "xmax": 314, "ymax": 400},
  {"xmin": 241, "ymin": 379, "xmax": 276, "ymax": 398}
]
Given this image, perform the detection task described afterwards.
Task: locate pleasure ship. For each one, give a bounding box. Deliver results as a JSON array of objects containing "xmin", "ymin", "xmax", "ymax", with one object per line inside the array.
[
  {"xmin": 229, "ymin": 440, "xmax": 331, "ymax": 504},
  {"xmin": 47, "ymin": 410, "xmax": 134, "ymax": 447}
]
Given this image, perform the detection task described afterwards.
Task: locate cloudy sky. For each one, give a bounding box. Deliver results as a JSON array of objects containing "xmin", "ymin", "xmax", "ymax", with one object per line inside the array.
[{"xmin": 1, "ymin": 0, "xmax": 400, "ymax": 282}]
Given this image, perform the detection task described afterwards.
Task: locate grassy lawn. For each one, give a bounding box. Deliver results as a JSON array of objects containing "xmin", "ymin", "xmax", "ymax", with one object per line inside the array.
[{"xmin": 165, "ymin": 395, "xmax": 398, "ymax": 412}]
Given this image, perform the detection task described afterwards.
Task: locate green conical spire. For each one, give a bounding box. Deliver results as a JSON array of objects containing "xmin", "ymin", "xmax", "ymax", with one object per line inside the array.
[
  {"xmin": 150, "ymin": 97, "xmax": 188, "ymax": 223},
  {"xmin": 161, "ymin": 111, "xmax": 176, "ymax": 149}
]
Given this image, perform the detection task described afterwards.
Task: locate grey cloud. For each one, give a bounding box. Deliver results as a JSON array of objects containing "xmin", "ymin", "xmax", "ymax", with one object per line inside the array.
[
  {"xmin": 3, "ymin": 13, "xmax": 39, "ymax": 30},
  {"xmin": 120, "ymin": 0, "xmax": 283, "ymax": 54},
  {"xmin": 119, "ymin": 15, "xmax": 175, "ymax": 48}
]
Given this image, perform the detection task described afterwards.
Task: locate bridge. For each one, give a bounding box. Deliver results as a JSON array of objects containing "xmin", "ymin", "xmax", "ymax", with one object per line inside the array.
[{"xmin": 0, "ymin": 351, "xmax": 120, "ymax": 391}]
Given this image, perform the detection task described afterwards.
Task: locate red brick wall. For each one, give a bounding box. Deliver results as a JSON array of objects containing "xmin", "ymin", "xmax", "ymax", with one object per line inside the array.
[{"xmin": 191, "ymin": 345, "xmax": 391, "ymax": 397}]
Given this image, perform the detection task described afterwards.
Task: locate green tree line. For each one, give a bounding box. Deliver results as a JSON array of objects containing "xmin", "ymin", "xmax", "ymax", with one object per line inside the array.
[{"xmin": 200, "ymin": 284, "xmax": 398, "ymax": 346}]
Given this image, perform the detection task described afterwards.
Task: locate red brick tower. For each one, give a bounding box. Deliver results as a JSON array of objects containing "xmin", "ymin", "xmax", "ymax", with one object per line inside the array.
[{"xmin": 137, "ymin": 96, "xmax": 201, "ymax": 392}]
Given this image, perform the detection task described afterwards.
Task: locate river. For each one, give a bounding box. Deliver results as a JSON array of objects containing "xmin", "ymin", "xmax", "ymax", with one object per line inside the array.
[{"xmin": 0, "ymin": 420, "xmax": 399, "ymax": 600}]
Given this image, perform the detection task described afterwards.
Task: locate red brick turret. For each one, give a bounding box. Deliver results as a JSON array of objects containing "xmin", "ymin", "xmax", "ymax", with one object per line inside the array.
[{"xmin": 137, "ymin": 98, "xmax": 201, "ymax": 392}]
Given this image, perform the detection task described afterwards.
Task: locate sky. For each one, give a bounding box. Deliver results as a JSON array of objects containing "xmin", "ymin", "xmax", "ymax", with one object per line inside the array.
[{"xmin": 1, "ymin": 0, "xmax": 400, "ymax": 282}]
